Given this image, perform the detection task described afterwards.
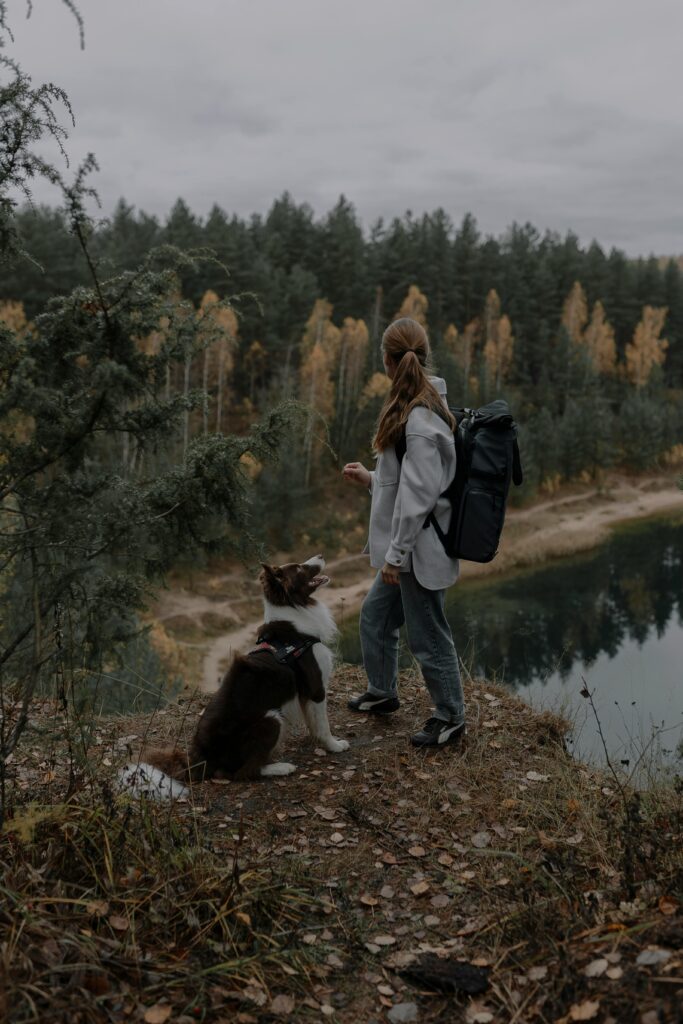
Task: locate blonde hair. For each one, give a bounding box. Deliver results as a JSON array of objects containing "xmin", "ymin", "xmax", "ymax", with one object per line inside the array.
[{"xmin": 371, "ymin": 317, "xmax": 455, "ymax": 452}]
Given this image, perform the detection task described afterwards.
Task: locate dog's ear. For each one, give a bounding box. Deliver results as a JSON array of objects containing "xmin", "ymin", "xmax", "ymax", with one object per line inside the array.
[{"xmin": 260, "ymin": 562, "xmax": 275, "ymax": 575}]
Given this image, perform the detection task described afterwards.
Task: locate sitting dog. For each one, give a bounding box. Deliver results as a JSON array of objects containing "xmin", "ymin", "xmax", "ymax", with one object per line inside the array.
[{"xmin": 118, "ymin": 554, "xmax": 349, "ymax": 799}]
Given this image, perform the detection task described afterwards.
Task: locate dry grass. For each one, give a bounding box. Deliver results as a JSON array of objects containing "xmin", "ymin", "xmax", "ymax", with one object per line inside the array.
[{"xmin": 1, "ymin": 668, "xmax": 682, "ymax": 1023}]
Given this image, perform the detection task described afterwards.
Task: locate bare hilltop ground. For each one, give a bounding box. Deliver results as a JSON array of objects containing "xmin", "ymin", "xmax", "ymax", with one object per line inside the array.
[
  {"xmin": 3, "ymin": 667, "xmax": 682, "ymax": 1022},
  {"xmin": 151, "ymin": 471, "xmax": 683, "ymax": 693}
]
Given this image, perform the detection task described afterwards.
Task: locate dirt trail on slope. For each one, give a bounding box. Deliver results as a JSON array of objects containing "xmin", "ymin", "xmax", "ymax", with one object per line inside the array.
[{"xmin": 151, "ymin": 473, "xmax": 683, "ymax": 692}]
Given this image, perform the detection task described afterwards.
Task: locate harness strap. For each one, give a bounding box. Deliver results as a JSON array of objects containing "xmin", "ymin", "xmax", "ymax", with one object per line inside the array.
[{"xmin": 248, "ymin": 633, "xmax": 319, "ymax": 665}]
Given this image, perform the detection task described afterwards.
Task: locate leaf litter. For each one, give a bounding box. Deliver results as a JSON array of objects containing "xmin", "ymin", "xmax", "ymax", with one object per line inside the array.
[{"xmin": 3, "ymin": 667, "xmax": 682, "ymax": 1022}]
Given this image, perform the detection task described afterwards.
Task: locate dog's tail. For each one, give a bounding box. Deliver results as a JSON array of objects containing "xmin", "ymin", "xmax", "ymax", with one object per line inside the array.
[{"xmin": 115, "ymin": 747, "xmax": 196, "ymax": 802}]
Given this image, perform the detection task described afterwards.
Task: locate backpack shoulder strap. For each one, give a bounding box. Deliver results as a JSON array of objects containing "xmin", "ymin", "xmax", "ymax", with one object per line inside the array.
[
  {"xmin": 395, "ymin": 426, "xmax": 407, "ymax": 465},
  {"xmin": 512, "ymin": 438, "xmax": 523, "ymax": 486}
]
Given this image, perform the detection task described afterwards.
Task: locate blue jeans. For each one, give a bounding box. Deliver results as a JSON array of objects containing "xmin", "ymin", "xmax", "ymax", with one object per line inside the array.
[{"xmin": 359, "ymin": 569, "xmax": 465, "ymax": 724}]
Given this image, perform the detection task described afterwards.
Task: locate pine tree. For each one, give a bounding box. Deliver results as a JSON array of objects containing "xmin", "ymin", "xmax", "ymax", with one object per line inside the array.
[
  {"xmin": 663, "ymin": 259, "xmax": 683, "ymax": 385},
  {"xmin": 453, "ymin": 213, "xmax": 480, "ymax": 325},
  {"xmin": 315, "ymin": 195, "xmax": 367, "ymax": 317},
  {"xmin": 0, "ymin": 1, "xmax": 301, "ymax": 819}
]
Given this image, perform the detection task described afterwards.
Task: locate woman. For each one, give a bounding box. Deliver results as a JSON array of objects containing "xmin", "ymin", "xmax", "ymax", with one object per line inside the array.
[{"xmin": 342, "ymin": 317, "xmax": 465, "ymax": 748}]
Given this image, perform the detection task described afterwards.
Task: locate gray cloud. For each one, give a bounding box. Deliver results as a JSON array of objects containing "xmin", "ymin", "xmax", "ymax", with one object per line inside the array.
[{"xmin": 6, "ymin": 0, "xmax": 683, "ymax": 254}]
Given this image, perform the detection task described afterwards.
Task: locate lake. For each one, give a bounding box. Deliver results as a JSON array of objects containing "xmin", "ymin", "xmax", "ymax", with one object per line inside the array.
[{"xmin": 338, "ymin": 513, "xmax": 683, "ymax": 772}]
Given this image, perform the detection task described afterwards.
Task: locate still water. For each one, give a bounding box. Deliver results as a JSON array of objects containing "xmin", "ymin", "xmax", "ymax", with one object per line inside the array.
[{"xmin": 339, "ymin": 514, "xmax": 683, "ymax": 770}]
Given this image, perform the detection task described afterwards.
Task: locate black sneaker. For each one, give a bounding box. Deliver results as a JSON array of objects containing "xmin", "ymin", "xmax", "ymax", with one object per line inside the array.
[
  {"xmin": 347, "ymin": 691, "xmax": 400, "ymax": 715},
  {"xmin": 411, "ymin": 717, "xmax": 466, "ymax": 748}
]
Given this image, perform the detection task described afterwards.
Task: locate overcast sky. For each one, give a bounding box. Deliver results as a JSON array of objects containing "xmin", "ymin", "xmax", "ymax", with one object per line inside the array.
[{"xmin": 7, "ymin": 0, "xmax": 683, "ymax": 255}]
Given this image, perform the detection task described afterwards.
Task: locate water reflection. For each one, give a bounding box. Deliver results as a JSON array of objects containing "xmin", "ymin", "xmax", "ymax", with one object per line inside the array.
[
  {"xmin": 339, "ymin": 514, "xmax": 683, "ymax": 766},
  {"xmin": 446, "ymin": 516, "xmax": 683, "ymax": 688}
]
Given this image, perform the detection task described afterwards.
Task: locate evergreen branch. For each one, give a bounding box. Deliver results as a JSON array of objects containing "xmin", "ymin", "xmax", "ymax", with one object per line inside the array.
[{"xmin": 0, "ymin": 390, "xmax": 107, "ymax": 503}]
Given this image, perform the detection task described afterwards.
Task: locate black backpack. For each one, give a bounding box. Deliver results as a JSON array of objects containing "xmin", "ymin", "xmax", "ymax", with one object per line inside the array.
[{"xmin": 395, "ymin": 399, "xmax": 523, "ymax": 563}]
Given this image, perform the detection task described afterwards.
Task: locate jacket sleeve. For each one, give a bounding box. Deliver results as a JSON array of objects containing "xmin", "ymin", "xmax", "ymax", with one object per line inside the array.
[
  {"xmin": 368, "ymin": 469, "xmax": 375, "ymax": 495},
  {"xmin": 384, "ymin": 431, "xmax": 443, "ymax": 567}
]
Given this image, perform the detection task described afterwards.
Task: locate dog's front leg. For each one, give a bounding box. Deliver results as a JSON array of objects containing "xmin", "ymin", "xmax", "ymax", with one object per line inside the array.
[{"xmin": 302, "ymin": 697, "xmax": 349, "ymax": 753}]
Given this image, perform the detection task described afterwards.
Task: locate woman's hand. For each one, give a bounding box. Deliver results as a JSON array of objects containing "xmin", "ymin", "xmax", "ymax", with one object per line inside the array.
[
  {"xmin": 342, "ymin": 462, "xmax": 371, "ymax": 488},
  {"xmin": 381, "ymin": 561, "xmax": 401, "ymax": 586}
]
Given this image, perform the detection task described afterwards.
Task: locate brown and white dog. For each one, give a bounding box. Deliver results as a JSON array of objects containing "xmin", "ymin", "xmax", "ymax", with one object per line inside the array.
[{"xmin": 118, "ymin": 555, "xmax": 349, "ymax": 799}]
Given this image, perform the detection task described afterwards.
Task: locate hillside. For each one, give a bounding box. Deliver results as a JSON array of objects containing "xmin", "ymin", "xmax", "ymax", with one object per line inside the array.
[{"xmin": 3, "ymin": 667, "xmax": 681, "ymax": 1023}]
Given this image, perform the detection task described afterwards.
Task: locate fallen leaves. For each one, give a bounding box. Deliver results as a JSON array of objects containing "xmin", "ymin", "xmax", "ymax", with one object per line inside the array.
[
  {"xmin": 584, "ymin": 958, "xmax": 608, "ymax": 977},
  {"xmin": 270, "ymin": 993, "xmax": 296, "ymax": 1016},
  {"xmin": 636, "ymin": 947, "xmax": 672, "ymax": 966},
  {"xmin": 85, "ymin": 900, "xmax": 109, "ymax": 916},
  {"xmin": 658, "ymin": 895, "xmax": 678, "ymax": 916},
  {"xmin": 313, "ymin": 805, "xmax": 337, "ymax": 821},
  {"xmin": 108, "ymin": 914, "xmax": 129, "ymax": 932},
  {"xmin": 568, "ymin": 999, "xmax": 600, "ymax": 1021},
  {"xmin": 387, "ymin": 1003, "xmax": 418, "ymax": 1023},
  {"xmin": 11, "ymin": 667, "xmax": 683, "ymax": 1024},
  {"xmin": 144, "ymin": 1006, "xmax": 172, "ymax": 1024}
]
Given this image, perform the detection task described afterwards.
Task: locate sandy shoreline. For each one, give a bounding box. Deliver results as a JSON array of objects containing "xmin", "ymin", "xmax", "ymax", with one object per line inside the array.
[{"xmin": 151, "ymin": 473, "xmax": 683, "ymax": 692}]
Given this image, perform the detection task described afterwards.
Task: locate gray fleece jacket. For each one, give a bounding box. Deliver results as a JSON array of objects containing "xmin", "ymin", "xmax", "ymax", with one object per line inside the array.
[{"xmin": 361, "ymin": 376, "xmax": 460, "ymax": 591}]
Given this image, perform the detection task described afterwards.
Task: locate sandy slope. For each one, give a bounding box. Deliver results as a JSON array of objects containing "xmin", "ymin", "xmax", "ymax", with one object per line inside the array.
[{"xmin": 151, "ymin": 474, "xmax": 683, "ymax": 692}]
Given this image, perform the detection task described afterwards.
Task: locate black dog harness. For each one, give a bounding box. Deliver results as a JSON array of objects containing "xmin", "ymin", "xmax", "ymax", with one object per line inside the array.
[{"xmin": 248, "ymin": 632, "xmax": 320, "ymax": 665}]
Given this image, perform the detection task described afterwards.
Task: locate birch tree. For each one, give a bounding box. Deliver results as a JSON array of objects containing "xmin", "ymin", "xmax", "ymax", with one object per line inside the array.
[
  {"xmin": 624, "ymin": 306, "xmax": 669, "ymax": 388},
  {"xmin": 395, "ymin": 284, "xmax": 428, "ymax": 326},
  {"xmin": 194, "ymin": 291, "xmax": 238, "ymax": 434},
  {"xmin": 583, "ymin": 301, "xmax": 617, "ymax": 375},
  {"xmin": 561, "ymin": 281, "xmax": 588, "ymax": 345},
  {"xmin": 334, "ymin": 316, "xmax": 369, "ymax": 454},
  {"xmin": 482, "ymin": 289, "xmax": 514, "ymax": 392},
  {"xmin": 299, "ymin": 300, "xmax": 340, "ymax": 485}
]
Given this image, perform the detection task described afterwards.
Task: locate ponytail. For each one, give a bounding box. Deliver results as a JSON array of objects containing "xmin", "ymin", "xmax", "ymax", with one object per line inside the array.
[{"xmin": 372, "ymin": 318, "xmax": 455, "ymax": 452}]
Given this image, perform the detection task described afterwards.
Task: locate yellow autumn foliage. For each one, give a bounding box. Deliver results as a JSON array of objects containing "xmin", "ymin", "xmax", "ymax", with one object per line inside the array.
[
  {"xmin": 238, "ymin": 451, "xmax": 263, "ymax": 480},
  {"xmin": 561, "ymin": 281, "xmax": 588, "ymax": 344},
  {"xmin": 482, "ymin": 291, "xmax": 514, "ymax": 388},
  {"xmin": 0, "ymin": 300, "xmax": 29, "ymax": 335},
  {"xmin": 359, "ymin": 372, "xmax": 392, "ymax": 408},
  {"xmin": 300, "ymin": 299, "xmax": 340, "ymax": 365},
  {"xmin": 395, "ymin": 285, "xmax": 428, "ymax": 326},
  {"xmin": 583, "ymin": 301, "xmax": 616, "ymax": 375},
  {"xmin": 624, "ymin": 306, "xmax": 668, "ymax": 387}
]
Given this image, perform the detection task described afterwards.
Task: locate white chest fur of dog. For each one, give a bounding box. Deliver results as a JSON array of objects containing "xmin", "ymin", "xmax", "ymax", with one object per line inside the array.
[{"xmin": 261, "ymin": 570, "xmax": 349, "ymax": 772}]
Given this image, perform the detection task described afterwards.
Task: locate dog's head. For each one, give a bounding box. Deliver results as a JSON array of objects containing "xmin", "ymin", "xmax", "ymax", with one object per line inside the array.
[{"xmin": 259, "ymin": 554, "xmax": 330, "ymax": 608}]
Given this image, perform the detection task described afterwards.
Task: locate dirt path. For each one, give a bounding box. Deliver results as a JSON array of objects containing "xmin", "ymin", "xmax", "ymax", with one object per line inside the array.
[{"xmin": 152, "ymin": 473, "xmax": 683, "ymax": 692}]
